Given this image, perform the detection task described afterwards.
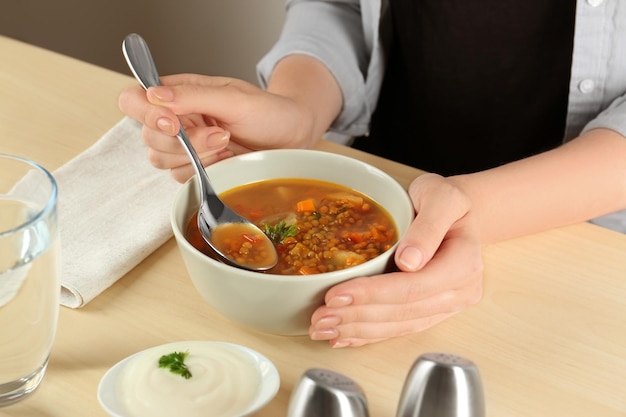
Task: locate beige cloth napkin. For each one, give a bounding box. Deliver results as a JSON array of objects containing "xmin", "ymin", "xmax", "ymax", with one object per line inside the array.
[{"xmin": 54, "ymin": 116, "xmax": 181, "ymax": 308}]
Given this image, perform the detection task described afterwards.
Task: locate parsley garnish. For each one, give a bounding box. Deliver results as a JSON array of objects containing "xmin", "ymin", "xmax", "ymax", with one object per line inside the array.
[
  {"xmin": 158, "ymin": 351, "xmax": 192, "ymax": 379},
  {"xmin": 263, "ymin": 221, "xmax": 297, "ymax": 244}
]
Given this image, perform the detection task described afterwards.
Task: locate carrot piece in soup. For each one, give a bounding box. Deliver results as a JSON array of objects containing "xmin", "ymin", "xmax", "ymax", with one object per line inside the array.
[
  {"xmin": 298, "ymin": 265, "xmax": 319, "ymax": 275},
  {"xmin": 349, "ymin": 232, "xmax": 366, "ymax": 243},
  {"xmin": 296, "ymin": 198, "xmax": 316, "ymax": 213},
  {"xmin": 369, "ymin": 225, "xmax": 382, "ymax": 241}
]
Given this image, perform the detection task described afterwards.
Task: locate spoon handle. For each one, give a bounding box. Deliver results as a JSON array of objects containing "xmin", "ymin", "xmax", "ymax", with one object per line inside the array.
[
  {"xmin": 175, "ymin": 128, "xmax": 225, "ymax": 226},
  {"xmin": 122, "ymin": 33, "xmax": 278, "ymax": 271},
  {"xmin": 122, "ymin": 33, "xmax": 158, "ymax": 91},
  {"xmin": 122, "ymin": 33, "xmax": 225, "ymax": 226}
]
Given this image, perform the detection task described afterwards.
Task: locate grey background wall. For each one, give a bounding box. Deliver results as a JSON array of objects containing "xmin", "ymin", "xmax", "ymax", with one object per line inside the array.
[{"xmin": 0, "ymin": 0, "xmax": 286, "ymax": 85}]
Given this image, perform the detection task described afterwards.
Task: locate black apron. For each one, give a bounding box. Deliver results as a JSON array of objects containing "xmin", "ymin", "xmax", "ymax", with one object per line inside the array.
[{"xmin": 353, "ymin": 0, "xmax": 576, "ymax": 175}]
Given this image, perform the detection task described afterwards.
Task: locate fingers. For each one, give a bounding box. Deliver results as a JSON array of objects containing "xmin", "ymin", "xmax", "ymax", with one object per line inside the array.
[
  {"xmin": 145, "ymin": 76, "xmax": 258, "ymax": 128},
  {"xmin": 309, "ymin": 219, "xmax": 483, "ymax": 347},
  {"xmin": 142, "ymin": 125, "xmax": 231, "ymax": 162},
  {"xmin": 119, "ymin": 74, "xmax": 261, "ymax": 183},
  {"xmin": 138, "ymin": 122, "xmax": 231, "ymax": 183},
  {"xmin": 324, "ymin": 312, "xmax": 456, "ymax": 348},
  {"xmin": 119, "ymin": 74, "xmax": 237, "ymax": 122},
  {"xmin": 120, "ymin": 73, "xmax": 265, "ymax": 137},
  {"xmin": 395, "ymin": 174, "xmax": 472, "ymax": 271},
  {"xmin": 121, "ymin": 72, "xmax": 312, "ymax": 159},
  {"xmin": 168, "ymin": 149, "xmax": 235, "ymax": 183},
  {"xmin": 118, "ymin": 83, "xmax": 148, "ymax": 121},
  {"xmin": 145, "ymin": 78, "xmax": 308, "ymax": 150},
  {"xmin": 119, "ymin": 73, "xmax": 238, "ymax": 138},
  {"xmin": 118, "ymin": 84, "xmax": 177, "ymax": 134},
  {"xmin": 310, "ymin": 280, "xmax": 481, "ymax": 348}
]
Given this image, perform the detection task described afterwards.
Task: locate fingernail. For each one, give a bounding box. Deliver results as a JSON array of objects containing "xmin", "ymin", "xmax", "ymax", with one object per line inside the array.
[
  {"xmin": 311, "ymin": 328, "xmax": 339, "ymax": 340},
  {"xmin": 156, "ymin": 117, "xmax": 176, "ymax": 134},
  {"xmin": 206, "ymin": 131, "xmax": 230, "ymax": 150},
  {"xmin": 398, "ymin": 246, "xmax": 423, "ymax": 271},
  {"xmin": 316, "ymin": 315, "xmax": 341, "ymax": 327},
  {"xmin": 150, "ymin": 86, "xmax": 174, "ymax": 102},
  {"xmin": 331, "ymin": 340, "xmax": 350, "ymax": 349},
  {"xmin": 327, "ymin": 295, "xmax": 353, "ymax": 308}
]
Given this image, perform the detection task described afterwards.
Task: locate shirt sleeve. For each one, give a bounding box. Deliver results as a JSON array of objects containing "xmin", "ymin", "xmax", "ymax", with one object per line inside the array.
[
  {"xmin": 567, "ymin": 0, "xmax": 626, "ymax": 141},
  {"xmin": 582, "ymin": 94, "xmax": 626, "ymax": 139},
  {"xmin": 256, "ymin": 0, "xmax": 373, "ymax": 140}
]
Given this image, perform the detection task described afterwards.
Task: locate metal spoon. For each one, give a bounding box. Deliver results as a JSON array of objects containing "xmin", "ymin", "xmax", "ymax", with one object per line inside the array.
[{"xmin": 122, "ymin": 33, "xmax": 277, "ymax": 271}]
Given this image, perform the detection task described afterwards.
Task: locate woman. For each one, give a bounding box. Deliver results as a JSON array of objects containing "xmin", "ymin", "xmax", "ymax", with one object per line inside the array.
[{"xmin": 119, "ymin": 0, "xmax": 626, "ymax": 347}]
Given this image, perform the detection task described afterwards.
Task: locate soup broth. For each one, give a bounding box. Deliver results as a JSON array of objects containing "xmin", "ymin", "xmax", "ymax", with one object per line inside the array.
[{"xmin": 185, "ymin": 178, "xmax": 398, "ymax": 275}]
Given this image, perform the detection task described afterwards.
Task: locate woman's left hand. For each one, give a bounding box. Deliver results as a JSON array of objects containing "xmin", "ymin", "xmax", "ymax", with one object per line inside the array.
[{"xmin": 309, "ymin": 173, "xmax": 484, "ymax": 347}]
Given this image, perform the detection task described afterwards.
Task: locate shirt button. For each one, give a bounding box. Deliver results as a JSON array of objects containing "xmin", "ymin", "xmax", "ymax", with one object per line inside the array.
[
  {"xmin": 578, "ymin": 79, "xmax": 595, "ymax": 94},
  {"xmin": 586, "ymin": 0, "xmax": 603, "ymax": 6}
]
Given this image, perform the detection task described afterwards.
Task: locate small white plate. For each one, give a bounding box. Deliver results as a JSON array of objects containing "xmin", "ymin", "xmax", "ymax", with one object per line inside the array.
[{"xmin": 97, "ymin": 341, "xmax": 280, "ymax": 417}]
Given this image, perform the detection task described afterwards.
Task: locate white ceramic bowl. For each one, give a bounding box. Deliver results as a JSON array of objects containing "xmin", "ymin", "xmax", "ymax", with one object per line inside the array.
[
  {"xmin": 97, "ymin": 341, "xmax": 279, "ymax": 417},
  {"xmin": 171, "ymin": 149, "xmax": 414, "ymax": 335}
]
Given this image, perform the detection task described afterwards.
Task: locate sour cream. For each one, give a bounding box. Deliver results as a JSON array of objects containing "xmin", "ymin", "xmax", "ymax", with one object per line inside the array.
[{"xmin": 116, "ymin": 341, "xmax": 264, "ymax": 417}]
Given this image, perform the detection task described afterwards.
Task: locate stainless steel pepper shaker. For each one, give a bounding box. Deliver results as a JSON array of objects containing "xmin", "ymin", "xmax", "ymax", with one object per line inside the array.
[
  {"xmin": 286, "ymin": 368, "xmax": 370, "ymax": 417},
  {"xmin": 396, "ymin": 352, "xmax": 485, "ymax": 417}
]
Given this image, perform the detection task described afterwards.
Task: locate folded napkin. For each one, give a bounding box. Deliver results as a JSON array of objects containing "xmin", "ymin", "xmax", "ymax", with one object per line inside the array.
[{"xmin": 54, "ymin": 116, "xmax": 181, "ymax": 308}]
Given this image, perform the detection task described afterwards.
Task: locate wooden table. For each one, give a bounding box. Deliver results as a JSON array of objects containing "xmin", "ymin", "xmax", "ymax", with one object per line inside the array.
[{"xmin": 2, "ymin": 35, "xmax": 626, "ymax": 417}]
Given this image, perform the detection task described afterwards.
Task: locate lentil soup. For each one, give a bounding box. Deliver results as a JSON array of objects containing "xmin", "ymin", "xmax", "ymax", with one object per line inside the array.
[{"xmin": 185, "ymin": 178, "xmax": 398, "ymax": 275}]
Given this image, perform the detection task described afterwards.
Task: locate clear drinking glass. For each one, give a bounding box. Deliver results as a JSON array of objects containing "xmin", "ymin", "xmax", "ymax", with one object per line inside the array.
[{"xmin": 0, "ymin": 154, "xmax": 60, "ymax": 406}]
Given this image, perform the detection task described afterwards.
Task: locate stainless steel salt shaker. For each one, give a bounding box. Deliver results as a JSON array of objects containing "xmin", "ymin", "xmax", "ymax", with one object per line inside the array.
[
  {"xmin": 287, "ymin": 368, "xmax": 370, "ymax": 417},
  {"xmin": 396, "ymin": 352, "xmax": 485, "ymax": 417}
]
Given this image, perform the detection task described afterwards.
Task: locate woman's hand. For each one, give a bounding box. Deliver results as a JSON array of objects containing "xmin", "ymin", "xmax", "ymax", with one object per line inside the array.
[
  {"xmin": 118, "ymin": 55, "xmax": 342, "ymax": 183},
  {"xmin": 309, "ymin": 173, "xmax": 484, "ymax": 347},
  {"xmin": 118, "ymin": 73, "xmax": 320, "ymax": 182}
]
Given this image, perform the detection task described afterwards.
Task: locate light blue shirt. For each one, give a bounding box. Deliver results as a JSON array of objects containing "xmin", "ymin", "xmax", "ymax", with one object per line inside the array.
[{"xmin": 258, "ymin": 0, "xmax": 626, "ymax": 145}]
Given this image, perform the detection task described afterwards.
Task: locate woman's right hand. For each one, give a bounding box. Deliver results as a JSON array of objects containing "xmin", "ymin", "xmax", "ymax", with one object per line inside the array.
[
  {"xmin": 118, "ymin": 71, "xmax": 324, "ymax": 182},
  {"xmin": 119, "ymin": 55, "xmax": 343, "ymax": 182}
]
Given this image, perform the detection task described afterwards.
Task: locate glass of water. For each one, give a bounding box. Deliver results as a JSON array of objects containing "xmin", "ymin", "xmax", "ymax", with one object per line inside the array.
[{"xmin": 0, "ymin": 154, "xmax": 60, "ymax": 406}]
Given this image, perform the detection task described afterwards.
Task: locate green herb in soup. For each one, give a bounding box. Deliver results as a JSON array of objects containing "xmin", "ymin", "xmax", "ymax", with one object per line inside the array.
[
  {"xmin": 185, "ymin": 178, "xmax": 398, "ymax": 275},
  {"xmin": 263, "ymin": 221, "xmax": 298, "ymax": 244}
]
